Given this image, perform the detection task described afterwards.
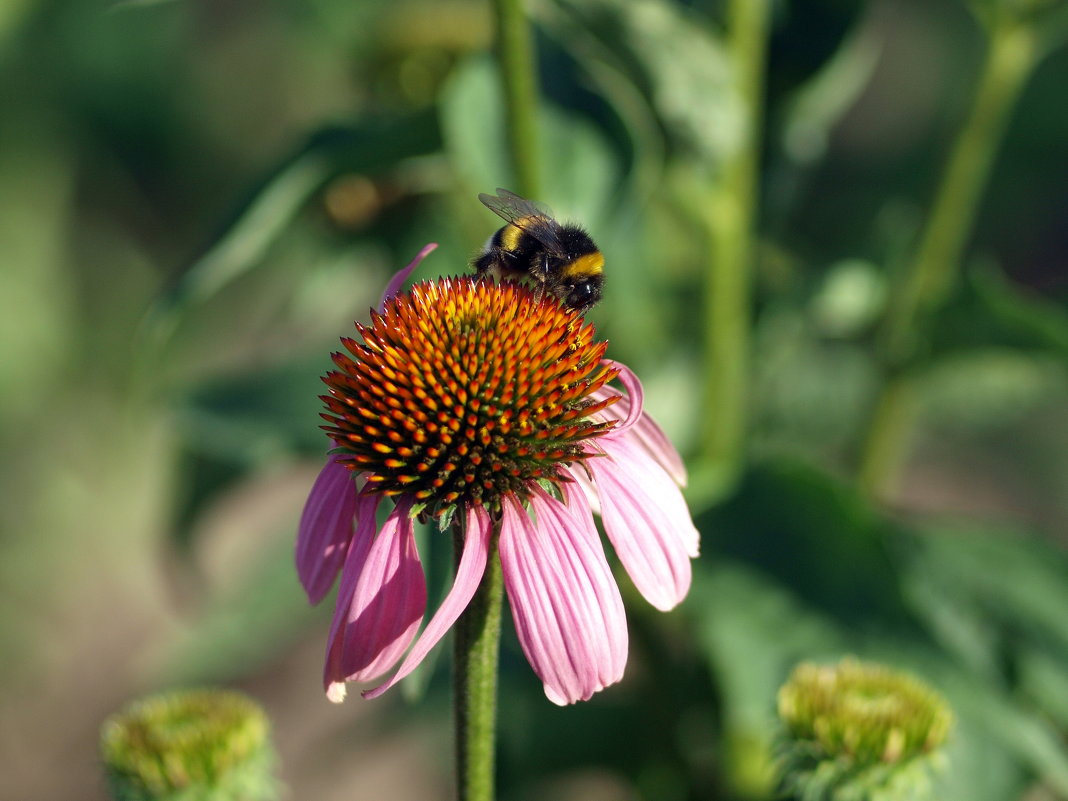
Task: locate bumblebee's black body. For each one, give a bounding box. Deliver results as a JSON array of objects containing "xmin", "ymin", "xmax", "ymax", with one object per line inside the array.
[{"xmin": 474, "ymin": 188, "xmax": 604, "ymax": 313}]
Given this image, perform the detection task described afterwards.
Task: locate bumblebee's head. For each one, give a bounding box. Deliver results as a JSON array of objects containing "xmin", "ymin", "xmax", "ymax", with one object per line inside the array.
[{"xmin": 561, "ymin": 273, "xmax": 603, "ymax": 312}]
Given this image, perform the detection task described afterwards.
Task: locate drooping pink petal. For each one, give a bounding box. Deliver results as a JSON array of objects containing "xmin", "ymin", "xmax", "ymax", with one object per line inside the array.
[
  {"xmin": 584, "ymin": 441, "xmax": 694, "ymax": 612},
  {"xmin": 296, "ymin": 456, "xmax": 361, "ymax": 604},
  {"xmin": 324, "ymin": 498, "xmax": 427, "ymax": 702},
  {"xmin": 323, "ymin": 492, "xmax": 380, "ymax": 701},
  {"xmin": 363, "ymin": 504, "xmax": 493, "ymax": 699},
  {"xmin": 616, "ymin": 409, "xmax": 688, "ymax": 487},
  {"xmin": 599, "ymin": 435, "xmax": 698, "ymax": 559},
  {"xmin": 590, "ymin": 374, "xmax": 687, "ymax": 487},
  {"xmin": 499, "ymin": 492, "xmax": 628, "ymax": 705},
  {"xmin": 379, "ymin": 243, "xmax": 438, "ymax": 308}
]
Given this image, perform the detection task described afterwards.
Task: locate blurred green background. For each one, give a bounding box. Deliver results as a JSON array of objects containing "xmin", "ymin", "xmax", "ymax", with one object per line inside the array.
[{"xmin": 2, "ymin": 0, "xmax": 1068, "ymax": 799}]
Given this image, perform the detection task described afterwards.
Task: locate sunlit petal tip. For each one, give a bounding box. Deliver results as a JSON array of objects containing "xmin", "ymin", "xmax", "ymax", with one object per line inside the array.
[
  {"xmin": 363, "ymin": 504, "xmax": 492, "ymax": 700},
  {"xmin": 326, "ymin": 682, "xmax": 347, "ymax": 704},
  {"xmin": 296, "ymin": 456, "xmax": 361, "ymax": 604},
  {"xmin": 501, "ymin": 493, "xmax": 628, "ymax": 706},
  {"xmin": 378, "ymin": 242, "xmax": 438, "ymax": 309}
]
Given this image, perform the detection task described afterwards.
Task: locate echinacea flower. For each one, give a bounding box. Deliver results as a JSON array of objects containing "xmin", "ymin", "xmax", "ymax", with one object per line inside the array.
[{"xmin": 296, "ymin": 245, "xmax": 699, "ymax": 705}]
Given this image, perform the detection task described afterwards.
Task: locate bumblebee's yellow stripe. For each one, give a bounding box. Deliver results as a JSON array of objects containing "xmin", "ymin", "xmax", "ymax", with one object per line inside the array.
[
  {"xmin": 562, "ymin": 251, "xmax": 604, "ymax": 279},
  {"xmin": 500, "ymin": 222, "xmax": 527, "ymax": 251}
]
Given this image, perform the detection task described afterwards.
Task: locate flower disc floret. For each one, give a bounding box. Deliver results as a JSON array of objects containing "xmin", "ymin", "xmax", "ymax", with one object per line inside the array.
[{"xmin": 321, "ymin": 277, "xmax": 618, "ymax": 517}]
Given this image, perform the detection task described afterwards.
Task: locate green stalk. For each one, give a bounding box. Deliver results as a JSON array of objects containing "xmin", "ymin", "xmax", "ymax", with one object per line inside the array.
[
  {"xmin": 859, "ymin": 19, "xmax": 1038, "ymax": 498},
  {"xmin": 701, "ymin": 0, "xmax": 771, "ymax": 488},
  {"xmin": 491, "ymin": 0, "xmax": 541, "ymax": 198},
  {"xmin": 882, "ymin": 20, "xmax": 1037, "ymax": 360},
  {"xmin": 452, "ymin": 3, "xmax": 534, "ymax": 796},
  {"xmin": 453, "ymin": 520, "xmax": 504, "ymax": 801}
]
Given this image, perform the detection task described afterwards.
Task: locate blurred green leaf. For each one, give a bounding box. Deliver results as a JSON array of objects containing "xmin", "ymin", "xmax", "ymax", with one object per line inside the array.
[
  {"xmin": 702, "ymin": 460, "xmax": 905, "ymax": 623},
  {"xmin": 439, "ymin": 55, "xmax": 619, "ymax": 214},
  {"xmin": 905, "ymin": 524, "xmax": 1068, "ymax": 657},
  {"xmin": 957, "ymin": 672, "xmax": 1068, "ymax": 796},
  {"xmin": 691, "ymin": 560, "xmax": 843, "ymax": 796},
  {"xmin": 1018, "ymin": 646, "xmax": 1068, "ymax": 729},
  {"xmin": 143, "ymin": 115, "xmax": 443, "ymax": 387},
  {"xmin": 972, "ymin": 263, "xmax": 1068, "ymax": 356},
  {"xmin": 779, "ymin": 19, "xmax": 881, "ymax": 165},
  {"xmin": 548, "ymin": 0, "xmax": 740, "ymax": 171},
  {"xmin": 902, "ymin": 524, "xmax": 1068, "ymax": 792}
]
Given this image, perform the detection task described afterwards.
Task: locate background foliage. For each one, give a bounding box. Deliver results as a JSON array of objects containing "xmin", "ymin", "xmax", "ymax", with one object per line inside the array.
[{"xmin": 1, "ymin": 0, "xmax": 1067, "ymax": 799}]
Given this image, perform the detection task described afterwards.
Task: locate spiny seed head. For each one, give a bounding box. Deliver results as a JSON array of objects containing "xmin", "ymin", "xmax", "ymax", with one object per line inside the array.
[{"xmin": 321, "ymin": 277, "xmax": 619, "ymax": 517}]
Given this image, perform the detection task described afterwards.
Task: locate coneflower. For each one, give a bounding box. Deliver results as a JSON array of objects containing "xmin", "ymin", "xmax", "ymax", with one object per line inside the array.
[{"xmin": 296, "ymin": 244, "xmax": 698, "ymax": 706}]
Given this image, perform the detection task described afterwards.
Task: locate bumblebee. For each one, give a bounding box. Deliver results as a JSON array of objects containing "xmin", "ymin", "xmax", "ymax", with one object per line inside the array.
[{"xmin": 473, "ymin": 188, "xmax": 604, "ymax": 312}]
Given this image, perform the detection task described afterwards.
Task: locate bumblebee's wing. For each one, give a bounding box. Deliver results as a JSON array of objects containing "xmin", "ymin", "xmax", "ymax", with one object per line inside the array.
[
  {"xmin": 478, "ymin": 188, "xmax": 552, "ymax": 221},
  {"xmin": 477, "ymin": 189, "xmax": 567, "ymax": 256}
]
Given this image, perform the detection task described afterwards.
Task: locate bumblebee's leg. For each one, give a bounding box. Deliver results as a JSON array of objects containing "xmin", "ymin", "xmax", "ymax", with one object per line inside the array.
[
  {"xmin": 538, "ymin": 252, "xmax": 553, "ymax": 281},
  {"xmin": 473, "ymin": 250, "xmax": 510, "ymax": 284},
  {"xmin": 529, "ymin": 253, "xmax": 550, "ymax": 301}
]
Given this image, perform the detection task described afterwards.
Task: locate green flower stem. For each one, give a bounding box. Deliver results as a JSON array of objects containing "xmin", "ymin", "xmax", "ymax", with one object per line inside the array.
[
  {"xmin": 701, "ymin": 0, "xmax": 771, "ymax": 488},
  {"xmin": 856, "ymin": 373, "xmax": 915, "ymax": 506},
  {"xmin": 859, "ymin": 19, "xmax": 1038, "ymax": 498},
  {"xmin": 491, "ymin": 0, "xmax": 541, "ymax": 198},
  {"xmin": 453, "ymin": 519, "xmax": 504, "ymax": 801}
]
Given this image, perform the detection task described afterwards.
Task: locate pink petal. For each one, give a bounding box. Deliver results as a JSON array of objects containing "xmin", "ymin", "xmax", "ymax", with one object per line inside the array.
[
  {"xmin": 602, "ymin": 436, "xmax": 698, "ymax": 559},
  {"xmin": 324, "ymin": 498, "xmax": 427, "ymax": 702},
  {"xmin": 567, "ymin": 463, "xmax": 601, "ymax": 516},
  {"xmin": 363, "ymin": 504, "xmax": 492, "ymax": 699},
  {"xmin": 499, "ymin": 492, "xmax": 628, "ymax": 705},
  {"xmin": 378, "ymin": 243, "xmax": 438, "ymax": 308},
  {"xmin": 600, "ymin": 360, "xmax": 643, "ymax": 434},
  {"xmin": 296, "ymin": 456, "xmax": 361, "ymax": 604},
  {"xmin": 590, "ymin": 375, "xmax": 687, "ymax": 487},
  {"xmin": 584, "ymin": 440, "xmax": 695, "ymax": 612}
]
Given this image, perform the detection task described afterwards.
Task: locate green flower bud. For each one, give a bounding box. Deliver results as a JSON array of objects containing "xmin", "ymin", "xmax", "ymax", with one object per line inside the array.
[
  {"xmin": 100, "ymin": 688, "xmax": 279, "ymax": 801},
  {"xmin": 775, "ymin": 658, "xmax": 953, "ymax": 801}
]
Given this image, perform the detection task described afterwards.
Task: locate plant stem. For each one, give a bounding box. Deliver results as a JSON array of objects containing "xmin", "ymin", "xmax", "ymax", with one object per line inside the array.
[
  {"xmin": 702, "ymin": 0, "xmax": 770, "ymax": 490},
  {"xmin": 453, "ymin": 519, "xmax": 504, "ymax": 801},
  {"xmin": 881, "ymin": 20, "xmax": 1037, "ymax": 361},
  {"xmin": 859, "ymin": 19, "xmax": 1037, "ymax": 498},
  {"xmin": 492, "ymin": 0, "xmax": 541, "ymax": 198}
]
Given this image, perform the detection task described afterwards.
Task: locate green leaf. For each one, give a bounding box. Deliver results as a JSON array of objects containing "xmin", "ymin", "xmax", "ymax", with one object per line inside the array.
[
  {"xmin": 439, "ymin": 55, "xmax": 619, "ymax": 215},
  {"xmin": 902, "ymin": 524, "xmax": 1068, "ymax": 792},
  {"xmin": 778, "ymin": 21, "xmax": 881, "ymax": 165},
  {"xmin": 906, "ymin": 523, "xmax": 1068, "ymax": 655},
  {"xmin": 702, "ymin": 460, "xmax": 905, "ymax": 623},
  {"xmin": 972, "ymin": 262, "xmax": 1068, "ymax": 356},
  {"xmin": 690, "ymin": 561, "xmax": 844, "ymax": 797},
  {"xmin": 143, "ymin": 114, "xmax": 443, "ymax": 385},
  {"xmin": 547, "ymin": 0, "xmax": 740, "ymax": 170}
]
